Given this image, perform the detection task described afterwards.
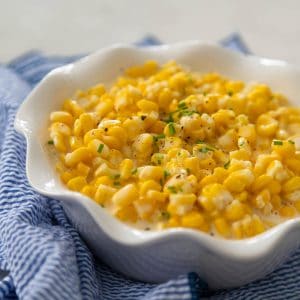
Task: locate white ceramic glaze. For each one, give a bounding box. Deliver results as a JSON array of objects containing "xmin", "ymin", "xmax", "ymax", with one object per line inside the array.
[{"xmin": 14, "ymin": 41, "xmax": 300, "ymax": 289}]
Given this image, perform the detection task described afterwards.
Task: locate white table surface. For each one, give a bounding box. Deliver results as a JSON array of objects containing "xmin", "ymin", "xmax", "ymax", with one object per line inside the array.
[{"xmin": 0, "ymin": 0, "xmax": 299, "ymax": 66}]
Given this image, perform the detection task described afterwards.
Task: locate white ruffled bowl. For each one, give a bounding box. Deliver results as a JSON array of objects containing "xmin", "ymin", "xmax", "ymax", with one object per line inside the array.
[{"xmin": 14, "ymin": 41, "xmax": 300, "ymax": 289}]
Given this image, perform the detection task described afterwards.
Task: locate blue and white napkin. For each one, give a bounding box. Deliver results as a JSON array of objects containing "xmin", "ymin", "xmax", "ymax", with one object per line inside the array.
[{"xmin": 0, "ymin": 34, "xmax": 300, "ymax": 300}]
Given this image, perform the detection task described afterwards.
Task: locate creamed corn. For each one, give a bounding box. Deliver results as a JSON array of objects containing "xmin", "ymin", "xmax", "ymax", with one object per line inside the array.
[{"xmin": 49, "ymin": 60, "xmax": 300, "ymax": 239}]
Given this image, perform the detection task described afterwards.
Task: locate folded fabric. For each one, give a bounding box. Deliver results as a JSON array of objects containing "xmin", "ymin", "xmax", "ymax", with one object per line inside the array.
[{"xmin": 0, "ymin": 34, "xmax": 299, "ymax": 300}]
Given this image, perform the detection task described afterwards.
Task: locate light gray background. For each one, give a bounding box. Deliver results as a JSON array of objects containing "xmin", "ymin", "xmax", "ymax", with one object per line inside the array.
[{"xmin": 0, "ymin": 0, "xmax": 299, "ymax": 65}]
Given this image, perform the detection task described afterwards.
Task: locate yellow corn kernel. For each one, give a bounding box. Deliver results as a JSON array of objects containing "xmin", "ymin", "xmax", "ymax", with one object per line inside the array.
[
  {"xmin": 60, "ymin": 171, "xmax": 73, "ymax": 184},
  {"xmin": 223, "ymin": 169, "xmax": 254, "ymax": 193},
  {"xmin": 112, "ymin": 184, "xmax": 139, "ymax": 207},
  {"xmin": 50, "ymin": 122, "xmax": 72, "ymax": 136},
  {"xmin": 267, "ymin": 180, "xmax": 281, "ymax": 194},
  {"xmin": 69, "ymin": 136, "xmax": 83, "ymax": 150},
  {"xmin": 256, "ymin": 114, "xmax": 278, "ymax": 137},
  {"xmin": 199, "ymin": 183, "xmax": 233, "ymax": 211},
  {"xmin": 139, "ymin": 166, "xmax": 164, "ymax": 181},
  {"xmin": 101, "ymin": 135, "xmax": 122, "ymax": 150},
  {"xmin": 225, "ymin": 200, "xmax": 246, "ymax": 221},
  {"xmin": 271, "ymin": 195, "xmax": 281, "ymax": 209},
  {"xmin": 83, "ymin": 129, "xmax": 104, "ymax": 144},
  {"xmin": 238, "ymin": 124, "xmax": 256, "ymax": 143},
  {"xmin": 122, "ymin": 118, "xmax": 144, "ymax": 141},
  {"xmin": 63, "ymin": 99, "xmax": 84, "ymax": 117},
  {"xmin": 279, "ymin": 206, "xmax": 297, "ymax": 218},
  {"xmin": 236, "ymin": 191, "xmax": 248, "ymax": 202},
  {"xmin": 252, "ymin": 174, "xmax": 273, "ymax": 192},
  {"xmin": 108, "ymin": 126, "xmax": 127, "ymax": 144},
  {"xmin": 253, "ymin": 189, "xmax": 271, "ymax": 209},
  {"xmin": 181, "ymin": 212, "xmax": 205, "ymax": 229},
  {"xmin": 272, "ymin": 140, "xmax": 295, "ymax": 157},
  {"xmin": 52, "ymin": 133, "xmax": 67, "ymax": 152},
  {"xmin": 137, "ymin": 99, "xmax": 158, "ymax": 112},
  {"xmin": 166, "ymin": 216, "xmax": 181, "ymax": 228},
  {"xmin": 158, "ymin": 88, "xmax": 173, "ymax": 109},
  {"xmin": 80, "ymin": 113, "xmax": 96, "ymax": 134},
  {"xmin": 225, "ymin": 81, "xmax": 244, "ymax": 93},
  {"xmin": 294, "ymin": 200, "xmax": 300, "ymax": 212},
  {"xmin": 252, "ymin": 215, "xmax": 265, "ymax": 235},
  {"xmin": 214, "ymin": 217, "xmax": 230, "ymax": 237},
  {"xmin": 139, "ymin": 180, "xmax": 161, "ymax": 195},
  {"xmin": 168, "ymin": 193, "xmax": 197, "ymax": 216},
  {"xmin": 50, "ymin": 111, "xmax": 74, "ymax": 126},
  {"xmin": 232, "ymin": 221, "xmax": 243, "ymax": 239},
  {"xmin": 93, "ymin": 175, "xmax": 111, "ymax": 186},
  {"xmin": 95, "ymin": 184, "xmax": 116, "ymax": 205},
  {"xmin": 282, "ymin": 177, "xmax": 300, "ymax": 193},
  {"xmin": 76, "ymin": 162, "xmax": 90, "ymax": 176},
  {"xmin": 88, "ymin": 84, "xmax": 106, "ymax": 97},
  {"xmin": 120, "ymin": 159, "xmax": 134, "ymax": 180},
  {"xmin": 65, "ymin": 147, "xmax": 93, "ymax": 167},
  {"xmin": 87, "ymin": 139, "xmax": 109, "ymax": 157},
  {"xmin": 115, "ymin": 205, "xmax": 137, "ymax": 222},
  {"xmin": 126, "ymin": 60, "xmax": 158, "ymax": 77},
  {"xmin": 96, "ymin": 99, "xmax": 113, "ymax": 117},
  {"xmin": 81, "ymin": 185, "xmax": 96, "ymax": 198},
  {"xmin": 146, "ymin": 190, "xmax": 167, "ymax": 202},
  {"xmin": 133, "ymin": 133, "xmax": 153, "ymax": 155},
  {"xmin": 171, "ymin": 71, "xmax": 190, "ymax": 88},
  {"xmin": 198, "ymin": 175, "xmax": 217, "ymax": 189},
  {"xmin": 285, "ymin": 158, "xmax": 300, "ymax": 174},
  {"xmin": 67, "ymin": 176, "xmax": 87, "ymax": 192}
]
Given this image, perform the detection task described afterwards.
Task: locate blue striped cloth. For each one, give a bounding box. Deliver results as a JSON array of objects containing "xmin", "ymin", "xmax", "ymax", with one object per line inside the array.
[{"xmin": 0, "ymin": 34, "xmax": 299, "ymax": 300}]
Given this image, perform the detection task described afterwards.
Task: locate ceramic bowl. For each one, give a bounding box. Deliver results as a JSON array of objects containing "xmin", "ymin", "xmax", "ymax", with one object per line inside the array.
[{"xmin": 14, "ymin": 41, "xmax": 300, "ymax": 289}]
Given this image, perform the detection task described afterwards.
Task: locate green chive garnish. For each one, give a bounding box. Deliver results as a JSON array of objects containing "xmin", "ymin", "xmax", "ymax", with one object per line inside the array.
[
  {"xmin": 153, "ymin": 134, "xmax": 165, "ymax": 143},
  {"xmin": 161, "ymin": 211, "xmax": 170, "ymax": 220},
  {"xmin": 97, "ymin": 143, "xmax": 104, "ymax": 153},
  {"xmin": 47, "ymin": 140, "xmax": 54, "ymax": 145},
  {"xmin": 273, "ymin": 140, "xmax": 283, "ymax": 145},
  {"xmin": 131, "ymin": 168, "xmax": 138, "ymax": 175},
  {"xmin": 164, "ymin": 170, "xmax": 170, "ymax": 179},
  {"xmin": 224, "ymin": 160, "xmax": 230, "ymax": 169},
  {"xmin": 288, "ymin": 140, "xmax": 295, "ymax": 145},
  {"xmin": 167, "ymin": 186, "xmax": 177, "ymax": 193},
  {"xmin": 168, "ymin": 123, "xmax": 176, "ymax": 135}
]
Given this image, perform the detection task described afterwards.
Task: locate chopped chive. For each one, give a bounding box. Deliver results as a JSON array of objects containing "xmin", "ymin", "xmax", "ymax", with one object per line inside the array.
[
  {"xmin": 161, "ymin": 211, "xmax": 170, "ymax": 220},
  {"xmin": 164, "ymin": 170, "xmax": 170, "ymax": 179},
  {"xmin": 131, "ymin": 168, "xmax": 138, "ymax": 175},
  {"xmin": 97, "ymin": 143, "xmax": 104, "ymax": 153},
  {"xmin": 153, "ymin": 134, "xmax": 165, "ymax": 142},
  {"xmin": 113, "ymin": 181, "xmax": 121, "ymax": 187},
  {"xmin": 273, "ymin": 140, "xmax": 283, "ymax": 145},
  {"xmin": 180, "ymin": 110, "xmax": 197, "ymax": 116},
  {"xmin": 178, "ymin": 101, "xmax": 187, "ymax": 109},
  {"xmin": 199, "ymin": 147, "xmax": 214, "ymax": 153},
  {"xmin": 288, "ymin": 140, "xmax": 295, "ymax": 145},
  {"xmin": 165, "ymin": 113, "xmax": 174, "ymax": 123},
  {"xmin": 224, "ymin": 160, "xmax": 230, "ymax": 169},
  {"xmin": 196, "ymin": 140, "xmax": 205, "ymax": 144},
  {"xmin": 167, "ymin": 186, "xmax": 177, "ymax": 193},
  {"xmin": 228, "ymin": 91, "xmax": 233, "ymax": 96},
  {"xmin": 47, "ymin": 140, "xmax": 54, "ymax": 145},
  {"xmin": 168, "ymin": 123, "xmax": 176, "ymax": 135}
]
